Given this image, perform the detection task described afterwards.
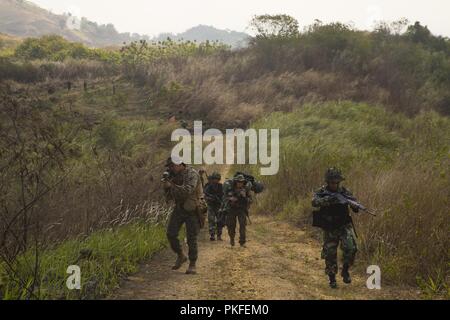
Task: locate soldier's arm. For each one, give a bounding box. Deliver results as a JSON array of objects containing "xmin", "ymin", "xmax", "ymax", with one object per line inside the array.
[
  {"xmin": 222, "ymin": 182, "xmax": 232, "ymax": 200},
  {"xmin": 245, "ymin": 185, "xmax": 253, "ymax": 205},
  {"xmin": 203, "ymin": 185, "xmax": 213, "ymax": 201},
  {"xmin": 342, "ymin": 188, "xmax": 357, "ymax": 201},
  {"xmin": 247, "ymin": 191, "xmax": 253, "ymax": 207},
  {"xmin": 170, "ymin": 170, "xmax": 199, "ymax": 197},
  {"xmin": 221, "ymin": 189, "xmax": 235, "ymax": 210},
  {"xmin": 227, "ymin": 191, "xmax": 238, "ymax": 200},
  {"xmin": 312, "ymin": 191, "xmax": 332, "ymax": 208}
]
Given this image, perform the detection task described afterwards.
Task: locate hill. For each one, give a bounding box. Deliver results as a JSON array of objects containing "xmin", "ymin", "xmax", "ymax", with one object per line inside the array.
[
  {"xmin": 0, "ymin": 0, "xmax": 249, "ymax": 47},
  {"xmin": 155, "ymin": 25, "xmax": 249, "ymax": 48},
  {"xmin": 0, "ymin": 0, "xmax": 150, "ymax": 47}
]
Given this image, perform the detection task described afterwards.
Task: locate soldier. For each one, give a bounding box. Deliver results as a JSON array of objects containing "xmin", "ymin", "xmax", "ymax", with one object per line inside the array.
[
  {"xmin": 204, "ymin": 172, "xmax": 224, "ymax": 241},
  {"xmin": 312, "ymin": 168, "xmax": 359, "ymax": 289},
  {"xmin": 222, "ymin": 174, "xmax": 252, "ymax": 248},
  {"xmin": 163, "ymin": 156, "xmax": 203, "ymax": 275}
]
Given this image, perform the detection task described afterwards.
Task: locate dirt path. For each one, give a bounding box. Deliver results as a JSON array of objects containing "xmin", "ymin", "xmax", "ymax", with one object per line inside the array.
[{"xmin": 111, "ymin": 215, "xmax": 420, "ymax": 300}]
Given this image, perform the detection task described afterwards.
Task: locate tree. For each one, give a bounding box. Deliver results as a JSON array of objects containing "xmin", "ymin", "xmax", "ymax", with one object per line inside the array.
[
  {"xmin": 406, "ymin": 21, "xmax": 432, "ymax": 44},
  {"xmin": 250, "ymin": 14, "xmax": 299, "ymax": 40}
]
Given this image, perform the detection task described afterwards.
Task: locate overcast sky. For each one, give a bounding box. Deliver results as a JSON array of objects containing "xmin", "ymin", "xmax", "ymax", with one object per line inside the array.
[{"xmin": 30, "ymin": 0, "xmax": 450, "ymax": 37}]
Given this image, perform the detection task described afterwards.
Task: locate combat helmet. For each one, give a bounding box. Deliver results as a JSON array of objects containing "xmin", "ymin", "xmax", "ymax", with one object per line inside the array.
[
  {"xmin": 165, "ymin": 156, "xmax": 184, "ymax": 167},
  {"xmin": 325, "ymin": 167, "xmax": 345, "ymax": 182},
  {"xmin": 233, "ymin": 174, "xmax": 247, "ymax": 183}
]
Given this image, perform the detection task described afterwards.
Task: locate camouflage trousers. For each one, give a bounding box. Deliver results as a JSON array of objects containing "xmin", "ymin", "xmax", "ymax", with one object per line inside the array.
[
  {"xmin": 226, "ymin": 209, "xmax": 248, "ymax": 245},
  {"xmin": 166, "ymin": 206, "xmax": 200, "ymax": 263},
  {"xmin": 321, "ymin": 224, "xmax": 358, "ymax": 276},
  {"xmin": 208, "ymin": 206, "xmax": 224, "ymax": 237}
]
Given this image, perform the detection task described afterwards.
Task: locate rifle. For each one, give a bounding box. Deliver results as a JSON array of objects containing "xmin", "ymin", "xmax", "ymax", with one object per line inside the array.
[
  {"xmin": 161, "ymin": 171, "xmax": 172, "ymax": 182},
  {"xmin": 204, "ymin": 192, "xmax": 222, "ymax": 206},
  {"xmin": 324, "ymin": 191, "xmax": 377, "ymax": 217}
]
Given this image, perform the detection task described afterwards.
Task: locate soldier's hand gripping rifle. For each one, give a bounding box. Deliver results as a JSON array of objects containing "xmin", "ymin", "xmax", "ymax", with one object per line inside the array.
[
  {"xmin": 161, "ymin": 171, "xmax": 174, "ymax": 182},
  {"xmin": 204, "ymin": 192, "xmax": 222, "ymax": 206},
  {"xmin": 325, "ymin": 191, "xmax": 377, "ymax": 217}
]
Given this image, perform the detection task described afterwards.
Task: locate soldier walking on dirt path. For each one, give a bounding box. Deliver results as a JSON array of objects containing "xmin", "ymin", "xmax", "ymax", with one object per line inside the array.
[
  {"xmin": 222, "ymin": 174, "xmax": 253, "ymax": 248},
  {"xmin": 312, "ymin": 168, "xmax": 360, "ymax": 289},
  {"xmin": 162, "ymin": 156, "xmax": 204, "ymax": 275},
  {"xmin": 203, "ymin": 172, "xmax": 224, "ymax": 242}
]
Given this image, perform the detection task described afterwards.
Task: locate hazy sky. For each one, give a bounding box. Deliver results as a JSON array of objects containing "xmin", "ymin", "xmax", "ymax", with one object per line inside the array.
[{"xmin": 31, "ymin": 0, "xmax": 450, "ymax": 37}]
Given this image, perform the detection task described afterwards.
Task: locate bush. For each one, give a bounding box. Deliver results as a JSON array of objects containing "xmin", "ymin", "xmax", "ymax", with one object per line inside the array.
[{"xmin": 13, "ymin": 35, "xmax": 121, "ymax": 63}]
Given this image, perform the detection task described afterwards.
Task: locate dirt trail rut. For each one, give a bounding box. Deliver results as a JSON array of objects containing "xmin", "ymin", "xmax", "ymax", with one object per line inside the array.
[{"xmin": 111, "ymin": 215, "xmax": 420, "ymax": 300}]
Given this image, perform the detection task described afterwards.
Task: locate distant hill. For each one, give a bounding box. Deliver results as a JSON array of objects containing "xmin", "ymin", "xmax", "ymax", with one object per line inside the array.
[
  {"xmin": 0, "ymin": 0, "xmax": 249, "ymax": 48},
  {"xmin": 154, "ymin": 25, "xmax": 249, "ymax": 48},
  {"xmin": 0, "ymin": 0, "xmax": 151, "ymax": 47}
]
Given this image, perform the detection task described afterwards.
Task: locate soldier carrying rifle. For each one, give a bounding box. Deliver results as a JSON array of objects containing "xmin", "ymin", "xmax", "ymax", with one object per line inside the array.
[
  {"xmin": 222, "ymin": 174, "xmax": 253, "ymax": 248},
  {"xmin": 162, "ymin": 156, "xmax": 205, "ymax": 275},
  {"xmin": 203, "ymin": 172, "xmax": 224, "ymax": 241},
  {"xmin": 312, "ymin": 168, "xmax": 376, "ymax": 289}
]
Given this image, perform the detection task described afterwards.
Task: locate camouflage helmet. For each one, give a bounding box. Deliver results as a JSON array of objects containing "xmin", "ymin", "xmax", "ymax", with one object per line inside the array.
[
  {"xmin": 208, "ymin": 172, "xmax": 222, "ymax": 181},
  {"xmin": 325, "ymin": 167, "xmax": 345, "ymax": 182},
  {"xmin": 233, "ymin": 174, "xmax": 247, "ymax": 183}
]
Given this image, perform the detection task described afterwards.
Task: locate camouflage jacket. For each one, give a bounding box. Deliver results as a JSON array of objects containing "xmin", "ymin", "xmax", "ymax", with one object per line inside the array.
[
  {"xmin": 222, "ymin": 179, "xmax": 253, "ymax": 212},
  {"xmin": 204, "ymin": 182, "xmax": 223, "ymax": 208},
  {"xmin": 164, "ymin": 166, "xmax": 203, "ymax": 212},
  {"xmin": 312, "ymin": 185, "xmax": 359, "ymax": 227},
  {"xmin": 312, "ymin": 186, "xmax": 358, "ymax": 208}
]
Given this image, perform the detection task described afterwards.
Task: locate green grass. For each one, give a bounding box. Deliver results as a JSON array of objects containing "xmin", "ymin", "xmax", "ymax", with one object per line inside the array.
[{"xmin": 0, "ymin": 222, "xmax": 168, "ymax": 300}]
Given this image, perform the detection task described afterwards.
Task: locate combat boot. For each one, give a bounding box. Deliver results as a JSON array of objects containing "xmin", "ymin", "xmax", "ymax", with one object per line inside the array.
[
  {"xmin": 210, "ymin": 234, "xmax": 216, "ymax": 241},
  {"xmin": 230, "ymin": 238, "xmax": 235, "ymax": 247},
  {"xmin": 172, "ymin": 253, "xmax": 188, "ymax": 270},
  {"xmin": 329, "ymin": 274, "xmax": 338, "ymax": 289},
  {"xmin": 341, "ymin": 264, "xmax": 352, "ymax": 284},
  {"xmin": 186, "ymin": 262, "xmax": 197, "ymax": 275}
]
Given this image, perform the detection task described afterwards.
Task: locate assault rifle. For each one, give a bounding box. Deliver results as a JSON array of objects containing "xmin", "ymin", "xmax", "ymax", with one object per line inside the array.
[
  {"xmin": 161, "ymin": 171, "xmax": 173, "ymax": 182},
  {"xmin": 323, "ymin": 190, "xmax": 377, "ymax": 217},
  {"xmin": 204, "ymin": 192, "xmax": 222, "ymax": 205}
]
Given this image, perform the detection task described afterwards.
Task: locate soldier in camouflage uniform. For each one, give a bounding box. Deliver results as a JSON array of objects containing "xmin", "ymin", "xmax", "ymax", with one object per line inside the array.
[
  {"xmin": 204, "ymin": 172, "xmax": 224, "ymax": 241},
  {"xmin": 312, "ymin": 168, "xmax": 359, "ymax": 289},
  {"xmin": 222, "ymin": 174, "xmax": 253, "ymax": 248},
  {"xmin": 163, "ymin": 157, "xmax": 203, "ymax": 275}
]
